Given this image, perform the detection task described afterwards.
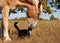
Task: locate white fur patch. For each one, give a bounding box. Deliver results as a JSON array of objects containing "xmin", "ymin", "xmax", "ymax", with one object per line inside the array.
[{"xmin": 29, "ymin": 31, "xmax": 32, "ymax": 34}]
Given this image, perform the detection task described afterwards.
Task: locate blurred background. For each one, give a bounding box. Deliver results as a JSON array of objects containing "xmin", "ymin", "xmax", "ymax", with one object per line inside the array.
[{"xmin": 0, "ymin": 0, "xmax": 60, "ymax": 20}]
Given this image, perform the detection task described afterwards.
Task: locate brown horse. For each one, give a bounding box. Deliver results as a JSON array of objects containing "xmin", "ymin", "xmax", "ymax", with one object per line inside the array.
[
  {"xmin": 19, "ymin": 0, "xmax": 43, "ymax": 15},
  {"xmin": 0, "ymin": 0, "xmax": 43, "ymax": 41}
]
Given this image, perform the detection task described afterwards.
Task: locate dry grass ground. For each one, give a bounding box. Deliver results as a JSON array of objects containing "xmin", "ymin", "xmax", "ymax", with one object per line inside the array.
[{"xmin": 0, "ymin": 20, "xmax": 60, "ymax": 43}]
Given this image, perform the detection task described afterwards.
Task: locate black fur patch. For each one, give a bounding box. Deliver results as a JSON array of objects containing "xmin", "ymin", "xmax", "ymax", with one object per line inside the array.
[{"xmin": 14, "ymin": 22, "xmax": 32, "ymax": 38}]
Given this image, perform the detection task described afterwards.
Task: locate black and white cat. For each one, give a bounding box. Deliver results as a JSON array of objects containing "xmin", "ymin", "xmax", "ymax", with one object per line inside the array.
[{"xmin": 14, "ymin": 22, "xmax": 33, "ymax": 37}]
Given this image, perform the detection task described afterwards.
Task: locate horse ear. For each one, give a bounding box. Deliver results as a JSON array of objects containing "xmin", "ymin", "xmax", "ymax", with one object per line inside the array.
[
  {"xmin": 38, "ymin": 2, "xmax": 43, "ymax": 18},
  {"xmin": 39, "ymin": 3, "xmax": 43, "ymax": 14}
]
